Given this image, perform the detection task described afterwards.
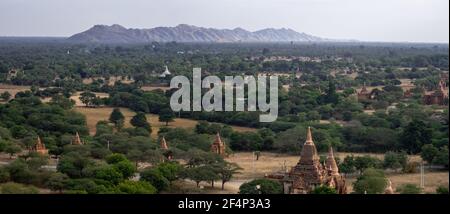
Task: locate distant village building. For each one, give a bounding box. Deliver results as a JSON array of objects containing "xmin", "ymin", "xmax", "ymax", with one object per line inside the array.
[
  {"xmin": 423, "ymin": 77, "xmax": 449, "ymax": 105},
  {"xmin": 71, "ymin": 132, "xmax": 84, "ymax": 145},
  {"xmin": 357, "ymin": 83, "xmax": 374, "ymax": 101},
  {"xmin": 211, "ymin": 133, "xmax": 226, "ymax": 157},
  {"xmin": 403, "ymin": 89, "xmax": 413, "ymax": 98},
  {"xmin": 159, "ymin": 65, "xmax": 171, "ymax": 78},
  {"xmin": 269, "ymin": 127, "xmax": 346, "ymax": 194},
  {"xmin": 6, "ymin": 69, "xmax": 22, "ymax": 81},
  {"xmin": 32, "ymin": 136, "xmax": 48, "ymax": 155}
]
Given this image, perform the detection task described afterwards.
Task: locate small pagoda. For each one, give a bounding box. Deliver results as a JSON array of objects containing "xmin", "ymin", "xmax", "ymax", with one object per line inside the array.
[
  {"xmin": 32, "ymin": 136, "xmax": 48, "ymax": 155},
  {"xmin": 210, "ymin": 133, "xmax": 226, "ymax": 156},
  {"xmin": 357, "ymin": 82, "xmax": 372, "ymax": 101},
  {"xmin": 71, "ymin": 132, "xmax": 84, "ymax": 145},
  {"xmin": 160, "ymin": 137, "xmax": 172, "ymax": 160}
]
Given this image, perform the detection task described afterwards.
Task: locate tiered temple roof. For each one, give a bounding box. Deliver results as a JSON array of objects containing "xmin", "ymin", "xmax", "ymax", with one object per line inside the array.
[
  {"xmin": 290, "ymin": 127, "xmax": 325, "ymax": 191},
  {"xmin": 33, "ymin": 136, "xmax": 48, "ymax": 155},
  {"xmin": 210, "ymin": 133, "xmax": 226, "ymax": 156},
  {"xmin": 72, "ymin": 132, "xmax": 83, "ymax": 145},
  {"xmin": 325, "ymin": 147, "xmax": 339, "ymax": 176},
  {"xmin": 281, "ymin": 127, "xmax": 346, "ymax": 194}
]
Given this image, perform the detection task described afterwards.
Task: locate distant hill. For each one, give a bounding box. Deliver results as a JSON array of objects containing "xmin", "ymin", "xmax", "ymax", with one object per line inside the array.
[{"xmin": 68, "ymin": 24, "xmax": 333, "ymax": 43}]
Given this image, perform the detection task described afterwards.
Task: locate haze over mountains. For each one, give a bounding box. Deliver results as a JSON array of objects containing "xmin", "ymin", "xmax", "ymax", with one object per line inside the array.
[{"xmin": 68, "ymin": 24, "xmax": 336, "ymax": 43}]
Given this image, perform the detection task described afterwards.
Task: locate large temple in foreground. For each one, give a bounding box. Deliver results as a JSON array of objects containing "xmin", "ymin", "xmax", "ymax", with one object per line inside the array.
[{"xmin": 269, "ymin": 127, "xmax": 347, "ymax": 194}]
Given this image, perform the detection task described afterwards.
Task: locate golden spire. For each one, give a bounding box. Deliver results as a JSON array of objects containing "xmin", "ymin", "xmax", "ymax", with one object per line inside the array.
[
  {"xmin": 305, "ymin": 126, "xmax": 313, "ymax": 145},
  {"xmin": 326, "ymin": 146, "xmax": 339, "ymax": 176},
  {"xmin": 36, "ymin": 136, "xmax": 44, "ymax": 149},
  {"xmin": 72, "ymin": 132, "xmax": 83, "ymax": 145},
  {"xmin": 384, "ymin": 179, "xmax": 394, "ymax": 194},
  {"xmin": 160, "ymin": 136, "xmax": 169, "ymax": 150},
  {"xmin": 215, "ymin": 132, "xmax": 223, "ymax": 146}
]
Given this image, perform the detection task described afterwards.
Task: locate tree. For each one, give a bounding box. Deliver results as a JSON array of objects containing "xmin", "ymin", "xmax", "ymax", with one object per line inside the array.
[
  {"xmin": 116, "ymin": 180, "xmax": 157, "ymax": 194},
  {"xmin": 421, "ymin": 144, "xmax": 439, "ymax": 164},
  {"xmin": 140, "ymin": 168, "xmax": 169, "ymax": 191},
  {"xmin": 5, "ymin": 143, "xmax": 21, "ymax": 159},
  {"xmin": 353, "ymin": 168, "xmax": 387, "ymax": 194},
  {"xmin": 433, "ymin": 146, "xmax": 449, "ymax": 168},
  {"xmin": 311, "ymin": 185, "xmax": 337, "ymax": 194},
  {"xmin": 79, "ymin": 91, "xmax": 96, "ymax": 107},
  {"xmin": 109, "ymin": 108, "xmax": 125, "ymax": 130},
  {"xmin": 436, "ymin": 186, "xmax": 449, "ymax": 194},
  {"xmin": 400, "ymin": 120, "xmax": 432, "ymax": 154},
  {"xmin": 396, "ymin": 184, "xmax": 422, "ymax": 194},
  {"xmin": 49, "ymin": 95, "xmax": 75, "ymax": 109},
  {"xmin": 239, "ymin": 179, "xmax": 283, "ymax": 194},
  {"xmin": 106, "ymin": 153, "xmax": 128, "ymax": 164},
  {"xmin": 0, "ymin": 182, "xmax": 39, "ymax": 194},
  {"xmin": 1, "ymin": 91, "xmax": 11, "ymax": 101},
  {"xmin": 254, "ymin": 151, "xmax": 261, "ymax": 161},
  {"xmin": 57, "ymin": 153, "xmax": 92, "ymax": 178},
  {"xmin": 216, "ymin": 162, "xmax": 242, "ymax": 190},
  {"xmin": 112, "ymin": 160, "xmax": 136, "ymax": 179},
  {"xmin": 93, "ymin": 165, "xmax": 124, "ymax": 185},
  {"xmin": 180, "ymin": 166, "xmax": 218, "ymax": 188},
  {"xmin": 130, "ymin": 112, "xmax": 151, "ymax": 133},
  {"xmin": 339, "ymin": 155, "xmax": 356, "ymax": 175},
  {"xmin": 354, "ymin": 156, "xmax": 381, "ymax": 174},
  {"xmin": 159, "ymin": 108, "xmax": 175, "ymax": 126},
  {"xmin": 383, "ymin": 151, "xmax": 407, "ymax": 171},
  {"xmin": 156, "ymin": 162, "xmax": 182, "ymax": 184},
  {"xmin": 0, "ymin": 167, "xmax": 10, "ymax": 182},
  {"xmin": 46, "ymin": 172, "xmax": 69, "ymax": 193}
]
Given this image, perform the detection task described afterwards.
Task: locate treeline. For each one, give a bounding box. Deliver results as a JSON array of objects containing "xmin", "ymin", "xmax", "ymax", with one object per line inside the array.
[{"xmin": 1, "ymin": 42, "xmax": 448, "ymax": 86}]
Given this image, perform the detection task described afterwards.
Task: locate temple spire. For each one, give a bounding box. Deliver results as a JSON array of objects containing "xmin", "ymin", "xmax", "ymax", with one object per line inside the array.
[
  {"xmin": 326, "ymin": 146, "xmax": 339, "ymax": 176},
  {"xmin": 72, "ymin": 132, "xmax": 83, "ymax": 145},
  {"xmin": 305, "ymin": 126, "xmax": 314, "ymax": 145},
  {"xmin": 384, "ymin": 179, "xmax": 394, "ymax": 194},
  {"xmin": 160, "ymin": 137, "xmax": 169, "ymax": 150}
]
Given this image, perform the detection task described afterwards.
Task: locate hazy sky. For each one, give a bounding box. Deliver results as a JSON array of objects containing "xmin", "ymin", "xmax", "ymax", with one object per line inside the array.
[{"xmin": 0, "ymin": 0, "xmax": 448, "ymax": 43}]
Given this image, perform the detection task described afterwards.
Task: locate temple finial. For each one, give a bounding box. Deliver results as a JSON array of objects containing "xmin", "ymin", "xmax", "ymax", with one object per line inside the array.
[{"xmin": 305, "ymin": 126, "xmax": 313, "ymax": 144}]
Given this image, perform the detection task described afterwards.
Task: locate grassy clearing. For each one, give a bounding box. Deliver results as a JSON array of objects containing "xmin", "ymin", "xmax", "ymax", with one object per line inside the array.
[
  {"xmin": 75, "ymin": 106, "xmax": 257, "ymax": 138},
  {"xmin": 0, "ymin": 84, "xmax": 30, "ymax": 98}
]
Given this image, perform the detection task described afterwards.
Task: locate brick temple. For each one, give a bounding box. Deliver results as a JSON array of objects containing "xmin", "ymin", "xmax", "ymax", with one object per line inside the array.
[
  {"xmin": 210, "ymin": 133, "xmax": 226, "ymax": 156},
  {"xmin": 32, "ymin": 136, "xmax": 48, "ymax": 155},
  {"xmin": 423, "ymin": 76, "xmax": 448, "ymax": 105},
  {"xmin": 279, "ymin": 127, "xmax": 347, "ymax": 194}
]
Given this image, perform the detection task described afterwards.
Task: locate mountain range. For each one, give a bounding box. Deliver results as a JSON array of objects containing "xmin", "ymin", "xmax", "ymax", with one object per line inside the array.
[{"xmin": 68, "ymin": 24, "xmax": 333, "ymax": 43}]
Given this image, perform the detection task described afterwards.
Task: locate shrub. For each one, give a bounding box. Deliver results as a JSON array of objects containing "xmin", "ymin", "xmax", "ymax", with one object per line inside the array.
[{"xmin": 239, "ymin": 179, "xmax": 283, "ymax": 194}]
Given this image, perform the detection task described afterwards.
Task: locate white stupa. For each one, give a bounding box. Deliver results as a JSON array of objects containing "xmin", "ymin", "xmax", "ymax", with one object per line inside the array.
[{"xmin": 159, "ymin": 65, "xmax": 171, "ymax": 77}]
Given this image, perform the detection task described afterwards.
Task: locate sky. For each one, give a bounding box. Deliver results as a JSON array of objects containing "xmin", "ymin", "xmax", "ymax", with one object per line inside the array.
[{"xmin": 0, "ymin": 0, "xmax": 448, "ymax": 43}]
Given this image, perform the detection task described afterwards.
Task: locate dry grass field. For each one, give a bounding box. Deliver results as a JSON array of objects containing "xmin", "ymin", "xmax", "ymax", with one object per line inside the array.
[
  {"xmin": 70, "ymin": 92, "xmax": 110, "ymax": 107},
  {"xmin": 75, "ymin": 106, "xmax": 257, "ymax": 138},
  {"xmin": 223, "ymin": 152, "xmax": 446, "ymax": 194},
  {"xmin": 0, "ymin": 84, "xmax": 30, "ymax": 98},
  {"xmin": 141, "ymin": 86, "xmax": 171, "ymax": 92}
]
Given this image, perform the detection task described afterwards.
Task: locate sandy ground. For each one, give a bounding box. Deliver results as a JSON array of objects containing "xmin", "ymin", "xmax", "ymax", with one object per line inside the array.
[
  {"xmin": 0, "ymin": 84, "xmax": 30, "ymax": 98},
  {"xmin": 169, "ymin": 152, "xmax": 447, "ymax": 194}
]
